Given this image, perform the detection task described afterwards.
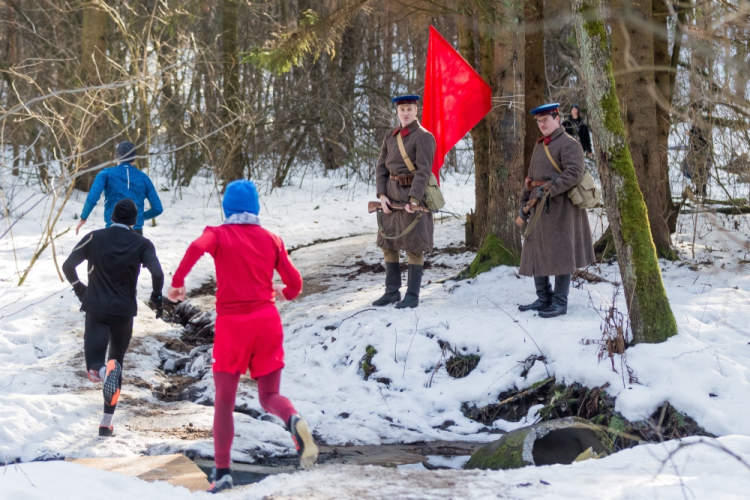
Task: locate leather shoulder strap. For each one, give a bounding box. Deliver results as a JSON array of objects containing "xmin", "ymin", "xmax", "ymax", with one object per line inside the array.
[
  {"xmin": 543, "ymin": 143, "xmax": 562, "ymax": 174},
  {"xmin": 396, "ymin": 133, "xmax": 416, "ymax": 172}
]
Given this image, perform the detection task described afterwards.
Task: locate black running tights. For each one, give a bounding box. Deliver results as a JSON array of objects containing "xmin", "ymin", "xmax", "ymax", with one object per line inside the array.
[{"xmin": 84, "ymin": 312, "xmax": 133, "ymax": 414}]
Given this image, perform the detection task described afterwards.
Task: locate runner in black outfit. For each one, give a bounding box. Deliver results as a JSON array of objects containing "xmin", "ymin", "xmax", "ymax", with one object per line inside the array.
[{"xmin": 62, "ymin": 198, "xmax": 164, "ymax": 437}]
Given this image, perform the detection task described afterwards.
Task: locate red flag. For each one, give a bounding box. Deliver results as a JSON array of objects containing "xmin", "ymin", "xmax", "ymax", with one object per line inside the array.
[{"xmin": 422, "ymin": 26, "xmax": 492, "ymax": 184}]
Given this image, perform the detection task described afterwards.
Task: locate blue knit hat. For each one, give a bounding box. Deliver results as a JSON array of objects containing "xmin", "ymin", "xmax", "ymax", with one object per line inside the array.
[
  {"xmin": 116, "ymin": 141, "xmax": 136, "ymax": 162},
  {"xmin": 223, "ymin": 180, "xmax": 260, "ymax": 217}
]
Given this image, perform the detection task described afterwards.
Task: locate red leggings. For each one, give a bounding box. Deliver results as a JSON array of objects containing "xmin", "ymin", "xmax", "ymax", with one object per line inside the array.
[{"xmin": 213, "ymin": 369, "xmax": 297, "ymax": 468}]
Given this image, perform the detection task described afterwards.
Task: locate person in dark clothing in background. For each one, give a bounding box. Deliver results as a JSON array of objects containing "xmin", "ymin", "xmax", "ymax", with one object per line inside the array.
[
  {"xmin": 684, "ymin": 103, "xmax": 713, "ymax": 196},
  {"xmin": 63, "ymin": 199, "xmax": 164, "ymax": 437},
  {"xmin": 76, "ymin": 141, "xmax": 163, "ymax": 236},
  {"xmin": 562, "ymin": 104, "xmax": 593, "ymax": 157}
]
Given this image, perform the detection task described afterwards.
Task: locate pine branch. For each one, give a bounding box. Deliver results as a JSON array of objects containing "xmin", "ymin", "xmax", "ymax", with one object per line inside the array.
[{"xmin": 241, "ymin": 0, "xmax": 371, "ymax": 74}]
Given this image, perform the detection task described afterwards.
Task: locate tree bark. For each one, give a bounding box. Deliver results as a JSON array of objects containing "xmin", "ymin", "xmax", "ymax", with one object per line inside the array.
[
  {"xmin": 484, "ymin": 1, "xmax": 526, "ymax": 262},
  {"xmin": 652, "ymin": 0, "xmax": 681, "ymax": 235},
  {"xmin": 77, "ymin": 1, "xmax": 110, "ymax": 192},
  {"xmin": 610, "ymin": 0, "xmax": 673, "ymax": 257},
  {"xmin": 574, "ymin": 0, "xmax": 677, "ymax": 344},
  {"xmin": 524, "ymin": 0, "xmax": 545, "ymax": 174},
  {"xmin": 221, "ymin": 0, "xmax": 244, "ymax": 182},
  {"xmin": 459, "ymin": 9, "xmax": 490, "ymax": 247},
  {"xmin": 462, "ymin": 2, "xmax": 526, "ymax": 261}
]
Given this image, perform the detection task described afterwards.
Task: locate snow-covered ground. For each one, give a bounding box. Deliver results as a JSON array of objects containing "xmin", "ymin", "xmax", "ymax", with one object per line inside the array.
[{"xmin": 1, "ymin": 172, "xmax": 750, "ymax": 498}]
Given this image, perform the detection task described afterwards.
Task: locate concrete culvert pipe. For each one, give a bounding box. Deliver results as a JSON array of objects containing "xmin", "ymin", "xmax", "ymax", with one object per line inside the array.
[{"xmin": 464, "ymin": 417, "xmax": 613, "ymax": 470}]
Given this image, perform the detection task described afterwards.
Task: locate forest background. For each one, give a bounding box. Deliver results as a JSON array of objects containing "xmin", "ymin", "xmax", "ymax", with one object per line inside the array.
[{"xmin": 1, "ymin": 0, "xmax": 749, "ymax": 339}]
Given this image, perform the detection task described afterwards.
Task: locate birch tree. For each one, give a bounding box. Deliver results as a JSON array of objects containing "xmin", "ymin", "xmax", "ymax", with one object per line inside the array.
[{"xmin": 573, "ymin": 0, "xmax": 677, "ymax": 344}]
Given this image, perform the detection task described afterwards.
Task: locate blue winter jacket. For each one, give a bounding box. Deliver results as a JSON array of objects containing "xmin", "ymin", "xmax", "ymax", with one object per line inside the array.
[{"xmin": 80, "ymin": 163, "xmax": 163, "ymax": 230}]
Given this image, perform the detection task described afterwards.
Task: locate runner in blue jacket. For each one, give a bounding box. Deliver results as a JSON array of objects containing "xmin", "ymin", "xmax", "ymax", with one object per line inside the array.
[{"xmin": 76, "ymin": 141, "xmax": 163, "ymax": 236}]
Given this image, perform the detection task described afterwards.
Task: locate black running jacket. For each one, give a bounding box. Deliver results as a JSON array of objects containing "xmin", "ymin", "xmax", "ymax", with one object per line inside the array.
[{"xmin": 62, "ymin": 225, "xmax": 164, "ymax": 317}]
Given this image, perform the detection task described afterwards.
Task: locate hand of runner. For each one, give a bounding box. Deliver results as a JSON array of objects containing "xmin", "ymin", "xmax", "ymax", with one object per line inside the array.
[
  {"xmin": 273, "ymin": 283, "xmax": 288, "ymax": 302},
  {"xmin": 76, "ymin": 219, "xmax": 86, "ymax": 235},
  {"xmin": 167, "ymin": 285, "xmax": 186, "ymax": 302}
]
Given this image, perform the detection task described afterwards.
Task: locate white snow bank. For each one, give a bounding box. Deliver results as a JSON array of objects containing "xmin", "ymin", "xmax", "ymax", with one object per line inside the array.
[
  {"xmin": 3, "ymin": 435, "xmax": 749, "ymax": 499},
  {"xmin": 0, "ymin": 460, "xmax": 204, "ymax": 499}
]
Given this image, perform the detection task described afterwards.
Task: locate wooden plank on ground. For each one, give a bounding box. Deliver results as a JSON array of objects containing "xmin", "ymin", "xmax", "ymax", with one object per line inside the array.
[{"xmin": 68, "ymin": 454, "xmax": 209, "ymax": 492}]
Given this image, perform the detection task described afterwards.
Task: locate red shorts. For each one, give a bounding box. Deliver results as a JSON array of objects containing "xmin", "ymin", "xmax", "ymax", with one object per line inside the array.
[{"xmin": 212, "ymin": 305, "xmax": 285, "ymax": 378}]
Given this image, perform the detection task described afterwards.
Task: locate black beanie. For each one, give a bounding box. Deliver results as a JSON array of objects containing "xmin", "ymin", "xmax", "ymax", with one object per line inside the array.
[
  {"xmin": 116, "ymin": 141, "xmax": 136, "ymax": 162},
  {"xmin": 112, "ymin": 199, "xmax": 138, "ymax": 226}
]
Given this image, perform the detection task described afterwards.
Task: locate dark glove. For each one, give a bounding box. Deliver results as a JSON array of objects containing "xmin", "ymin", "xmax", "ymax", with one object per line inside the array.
[
  {"xmin": 72, "ymin": 282, "xmax": 87, "ymax": 303},
  {"xmin": 518, "ymin": 206, "xmax": 530, "ymax": 221},
  {"xmin": 537, "ymin": 181, "xmax": 554, "ymax": 199},
  {"xmin": 149, "ymin": 293, "xmax": 164, "ymax": 319}
]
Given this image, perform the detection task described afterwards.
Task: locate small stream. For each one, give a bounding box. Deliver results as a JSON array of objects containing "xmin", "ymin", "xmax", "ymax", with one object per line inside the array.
[{"xmin": 194, "ymin": 441, "xmax": 482, "ymax": 486}]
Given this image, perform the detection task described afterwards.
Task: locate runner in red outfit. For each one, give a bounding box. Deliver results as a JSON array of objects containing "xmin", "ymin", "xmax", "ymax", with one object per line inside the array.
[{"xmin": 167, "ymin": 180, "xmax": 318, "ymax": 494}]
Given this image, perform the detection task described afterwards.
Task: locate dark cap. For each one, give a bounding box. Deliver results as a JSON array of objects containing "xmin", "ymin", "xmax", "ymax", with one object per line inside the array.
[
  {"xmin": 570, "ymin": 103, "xmax": 580, "ymax": 110},
  {"xmin": 111, "ymin": 198, "xmax": 137, "ymax": 226},
  {"xmin": 392, "ymin": 95, "xmax": 420, "ymax": 106},
  {"xmin": 116, "ymin": 141, "xmax": 136, "ymax": 162},
  {"xmin": 530, "ymin": 103, "xmax": 560, "ymax": 116}
]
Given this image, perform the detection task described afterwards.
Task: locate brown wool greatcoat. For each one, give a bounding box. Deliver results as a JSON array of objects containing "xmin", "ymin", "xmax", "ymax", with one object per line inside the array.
[
  {"xmin": 375, "ymin": 119, "xmax": 436, "ymax": 254},
  {"xmin": 519, "ymin": 126, "xmax": 596, "ymax": 277}
]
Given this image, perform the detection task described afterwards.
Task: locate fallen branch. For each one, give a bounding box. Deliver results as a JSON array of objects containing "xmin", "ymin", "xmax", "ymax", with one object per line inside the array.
[{"xmin": 495, "ymin": 377, "xmax": 554, "ymax": 408}]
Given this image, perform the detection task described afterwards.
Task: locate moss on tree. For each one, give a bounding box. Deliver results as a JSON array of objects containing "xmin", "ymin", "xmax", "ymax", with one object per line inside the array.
[
  {"xmin": 468, "ymin": 234, "xmax": 519, "ymax": 278},
  {"xmin": 574, "ymin": 0, "xmax": 677, "ymax": 344}
]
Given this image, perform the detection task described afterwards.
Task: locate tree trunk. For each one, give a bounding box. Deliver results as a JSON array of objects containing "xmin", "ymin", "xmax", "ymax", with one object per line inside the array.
[
  {"xmin": 483, "ymin": 1, "xmax": 525, "ymax": 263},
  {"xmin": 652, "ymin": 0, "xmax": 681, "ymax": 234},
  {"xmin": 77, "ymin": 1, "xmax": 110, "ymax": 192},
  {"xmin": 573, "ymin": 0, "xmax": 677, "ymax": 344},
  {"xmin": 221, "ymin": 0, "xmax": 244, "ymax": 182},
  {"xmin": 459, "ymin": 9, "xmax": 490, "ymax": 247},
  {"xmin": 524, "ymin": 0, "xmax": 545, "ymax": 174},
  {"xmin": 610, "ymin": 0, "xmax": 673, "ymax": 257},
  {"xmin": 463, "ymin": 2, "xmax": 526, "ymax": 262},
  {"xmin": 7, "ymin": 1, "xmax": 20, "ymax": 176}
]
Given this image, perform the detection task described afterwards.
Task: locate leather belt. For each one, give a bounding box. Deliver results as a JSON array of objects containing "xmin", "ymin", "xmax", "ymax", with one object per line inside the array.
[
  {"xmin": 525, "ymin": 177, "xmax": 548, "ymax": 192},
  {"xmin": 390, "ymin": 174, "xmax": 414, "ymax": 187}
]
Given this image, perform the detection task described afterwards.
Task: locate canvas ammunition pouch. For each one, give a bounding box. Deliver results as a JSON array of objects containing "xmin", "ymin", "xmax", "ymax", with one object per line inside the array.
[
  {"xmin": 397, "ymin": 134, "xmax": 445, "ymax": 211},
  {"xmin": 544, "ymin": 142, "xmax": 601, "ymax": 209},
  {"xmin": 390, "ymin": 173, "xmax": 414, "ymax": 187}
]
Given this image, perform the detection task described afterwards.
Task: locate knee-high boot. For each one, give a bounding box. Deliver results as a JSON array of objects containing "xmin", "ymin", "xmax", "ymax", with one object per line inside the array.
[
  {"xmin": 539, "ymin": 274, "xmax": 570, "ymax": 318},
  {"xmin": 395, "ymin": 264, "xmax": 423, "ymax": 309},
  {"xmin": 372, "ymin": 262, "xmax": 401, "ymax": 306},
  {"xmin": 518, "ymin": 276, "xmax": 553, "ymax": 312}
]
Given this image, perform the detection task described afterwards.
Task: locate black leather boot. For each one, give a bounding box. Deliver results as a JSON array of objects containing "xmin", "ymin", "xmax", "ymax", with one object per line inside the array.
[
  {"xmin": 372, "ymin": 262, "xmax": 401, "ymax": 306},
  {"xmin": 518, "ymin": 276, "xmax": 553, "ymax": 312},
  {"xmin": 395, "ymin": 264, "xmax": 423, "ymax": 309},
  {"xmin": 539, "ymin": 274, "xmax": 570, "ymax": 318}
]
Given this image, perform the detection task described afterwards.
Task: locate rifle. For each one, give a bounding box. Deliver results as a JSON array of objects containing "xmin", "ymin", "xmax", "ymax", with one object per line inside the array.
[
  {"xmin": 515, "ymin": 179, "xmax": 554, "ymax": 232},
  {"xmin": 368, "ymin": 201, "xmax": 431, "ymax": 214}
]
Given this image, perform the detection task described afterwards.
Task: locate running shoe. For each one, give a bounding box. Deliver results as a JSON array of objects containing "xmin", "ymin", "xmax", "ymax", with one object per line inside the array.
[
  {"xmin": 102, "ymin": 360, "xmax": 122, "ymax": 407},
  {"xmin": 87, "ymin": 368, "xmax": 102, "ymax": 383},
  {"xmin": 98, "ymin": 426, "xmax": 115, "ymax": 437},
  {"xmin": 207, "ymin": 468, "xmax": 234, "ymax": 494},
  {"xmin": 287, "ymin": 415, "xmax": 318, "ymax": 469}
]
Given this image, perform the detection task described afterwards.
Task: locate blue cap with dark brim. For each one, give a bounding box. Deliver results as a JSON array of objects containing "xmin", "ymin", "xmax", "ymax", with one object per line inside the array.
[
  {"xmin": 392, "ymin": 95, "xmax": 420, "ymax": 105},
  {"xmin": 530, "ymin": 103, "xmax": 560, "ymax": 116}
]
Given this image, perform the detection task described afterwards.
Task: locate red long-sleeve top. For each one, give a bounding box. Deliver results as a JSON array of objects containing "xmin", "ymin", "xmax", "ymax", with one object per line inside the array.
[{"xmin": 171, "ymin": 225, "xmax": 302, "ymax": 315}]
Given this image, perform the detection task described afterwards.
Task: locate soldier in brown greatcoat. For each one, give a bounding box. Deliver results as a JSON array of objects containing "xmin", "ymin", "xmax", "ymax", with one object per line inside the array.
[
  {"xmin": 372, "ymin": 95, "xmax": 436, "ymax": 309},
  {"xmin": 517, "ymin": 103, "xmax": 596, "ymax": 318}
]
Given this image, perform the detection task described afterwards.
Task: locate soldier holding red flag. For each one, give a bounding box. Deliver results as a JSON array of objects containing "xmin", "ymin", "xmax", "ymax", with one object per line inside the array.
[{"xmin": 372, "ymin": 95, "xmax": 436, "ymax": 310}]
